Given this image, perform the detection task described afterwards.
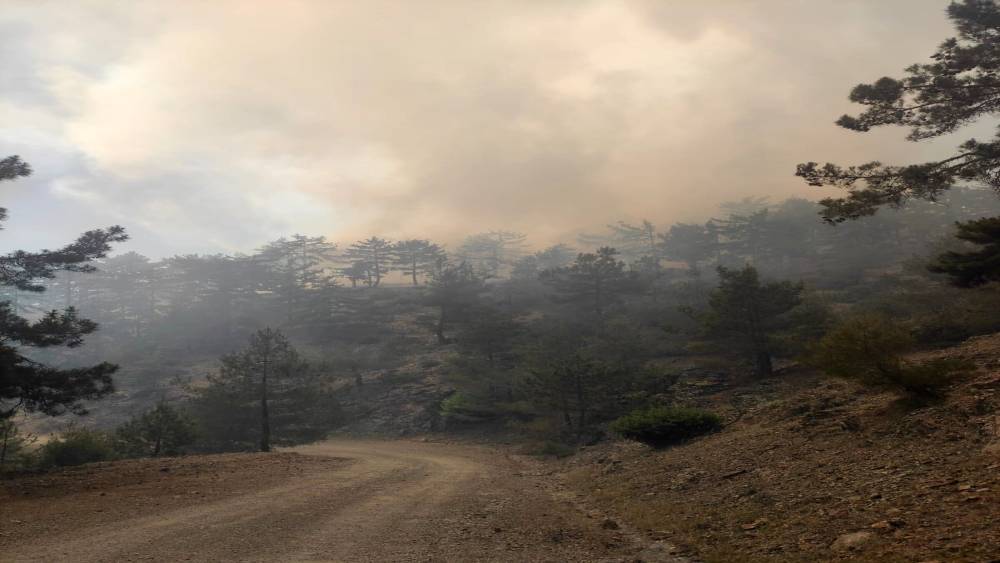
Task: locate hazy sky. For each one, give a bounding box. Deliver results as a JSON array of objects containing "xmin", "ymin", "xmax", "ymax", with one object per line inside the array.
[{"xmin": 0, "ymin": 0, "xmax": 980, "ymax": 257}]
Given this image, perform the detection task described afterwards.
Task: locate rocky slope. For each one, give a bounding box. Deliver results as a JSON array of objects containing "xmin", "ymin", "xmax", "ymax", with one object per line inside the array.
[
  {"xmin": 558, "ymin": 334, "xmax": 1000, "ymax": 562},
  {"xmin": 334, "ymin": 349, "xmax": 455, "ymax": 436}
]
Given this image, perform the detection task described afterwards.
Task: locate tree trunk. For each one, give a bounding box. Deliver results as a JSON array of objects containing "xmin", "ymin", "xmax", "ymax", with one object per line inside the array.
[
  {"xmin": 754, "ymin": 347, "xmax": 773, "ymax": 377},
  {"xmin": 436, "ymin": 307, "xmax": 447, "ymax": 344},
  {"xmin": 260, "ymin": 356, "xmax": 271, "ymax": 452},
  {"xmin": 561, "ymin": 393, "xmax": 572, "ymax": 429},
  {"xmin": 0, "ymin": 425, "xmax": 10, "ymax": 467},
  {"xmin": 574, "ymin": 373, "xmax": 587, "ymax": 442}
]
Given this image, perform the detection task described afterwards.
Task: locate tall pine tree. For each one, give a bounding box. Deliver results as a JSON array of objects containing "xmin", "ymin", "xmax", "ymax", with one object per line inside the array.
[
  {"xmin": 392, "ymin": 239, "xmax": 445, "ymax": 286},
  {"xmin": 0, "ymin": 156, "xmax": 128, "ymax": 420}
]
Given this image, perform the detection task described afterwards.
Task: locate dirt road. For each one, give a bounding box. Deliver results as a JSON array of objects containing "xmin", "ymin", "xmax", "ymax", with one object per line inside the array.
[{"xmin": 2, "ymin": 440, "xmax": 660, "ymax": 562}]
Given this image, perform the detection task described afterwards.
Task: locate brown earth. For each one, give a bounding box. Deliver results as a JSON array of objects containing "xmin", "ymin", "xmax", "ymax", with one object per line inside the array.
[
  {"xmin": 0, "ymin": 440, "xmax": 679, "ymax": 562},
  {"xmin": 560, "ymin": 334, "xmax": 1000, "ymax": 562}
]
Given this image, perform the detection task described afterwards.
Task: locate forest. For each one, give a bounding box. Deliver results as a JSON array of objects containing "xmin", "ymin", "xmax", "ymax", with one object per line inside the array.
[
  {"xmin": 4, "ymin": 2, "xmax": 1000, "ymax": 561},
  {"xmin": 3, "ymin": 178, "xmax": 999, "ymax": 462}
]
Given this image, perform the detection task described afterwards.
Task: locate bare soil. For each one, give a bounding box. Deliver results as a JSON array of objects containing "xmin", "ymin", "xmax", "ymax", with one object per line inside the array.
[
  {"xmin": 560, "ymin": 334, "xmax": 1000, "ymax": 562},
  {"xmin": 1, "ymin": 440, "xmax": 670, "ymax": 562}
]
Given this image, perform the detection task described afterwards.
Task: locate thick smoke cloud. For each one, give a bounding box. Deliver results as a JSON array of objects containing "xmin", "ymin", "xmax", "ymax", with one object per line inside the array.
[{"xmin": 0, "ymin": 0, "xmax": 969, "ymax": 255}]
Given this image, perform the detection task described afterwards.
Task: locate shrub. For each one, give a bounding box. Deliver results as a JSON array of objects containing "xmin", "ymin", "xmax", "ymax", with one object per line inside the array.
[
  {"xmin": 610, "ymin": 406, "xmax": 721, "ymax": 448},
  {"xmin": 114, "ymin": 402, "xmax": 197, "ymax": 458},
  {"xmin": 39, "ymin": 427, "xmax": 115, "ymax": 468},
  {"xmin": 808, "ymin": 313, "xmax": 973, "ymax": 397},
  {"xmin": 892, "ymin": 358, "xmax": 976, "ymax": 398},
  {"xmin": 1, "ymin": 419, "xmax": 37, "ymax": 471},
  {"xmin": 439, "ymin": 392, "xmax": 500, "ymax": 424}
]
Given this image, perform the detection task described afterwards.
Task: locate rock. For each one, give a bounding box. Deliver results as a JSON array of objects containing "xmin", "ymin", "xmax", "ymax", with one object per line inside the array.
[
  {"xmin": 721, "ymin": 468, "xmax": 748, "ymax": 479},
  {"xmin": 741, "ymin": 518, "xmax": 768, "ymax": 531},
  {"xmin": 601, "ymin": 518, "xmax": 620, "ymax": 530},
  {"xmin": 830, "ymin": 531, "xmax": 873, "ymax": 552}
]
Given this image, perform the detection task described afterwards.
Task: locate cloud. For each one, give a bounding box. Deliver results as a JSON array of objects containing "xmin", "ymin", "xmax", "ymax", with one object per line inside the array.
[{"xmin": 0, "ymin": 0, "xmax": 972, "ymax": 256}]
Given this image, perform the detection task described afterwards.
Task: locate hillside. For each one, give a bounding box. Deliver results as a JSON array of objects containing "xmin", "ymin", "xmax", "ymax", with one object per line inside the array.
[
  {"xmin": 557, "ymin": 334, "xmax": 1000, "ymax": 562},
  {"xmin": 334, "ymin": 349, "xmax": 455, "ymax": 436}
]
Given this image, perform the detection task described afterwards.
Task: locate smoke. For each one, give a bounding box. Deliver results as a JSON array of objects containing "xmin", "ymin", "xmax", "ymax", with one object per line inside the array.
[{"xmin": 0, "ymin": 0, "xmax": 969, "ymax": 255}]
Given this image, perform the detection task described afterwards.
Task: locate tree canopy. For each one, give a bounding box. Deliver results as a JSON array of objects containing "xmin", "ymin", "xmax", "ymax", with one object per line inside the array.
[
  {"xmin": 797, "ymin": 0, "xmax": 1000, "ymax": 222},
  {"xmin": 701, "ymin": 265, "xmax": 804, "ymax": 377},
  {"xmin": 0, "ymin": 156, "xmax": 127, "ymax": 420},
  {"xmin": 929, "ymin": 216, "xmax": 1000, "ymax": 286}
]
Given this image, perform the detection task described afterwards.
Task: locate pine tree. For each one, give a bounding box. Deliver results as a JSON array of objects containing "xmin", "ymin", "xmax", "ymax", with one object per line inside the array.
[
  {"xmin": 459, "ymin": 231, "xmax": 527, "ymax": 278},
  {"xmin": 0, "ymin": 156, "xmax": 128, "ymax": 420},
  {"xmin": 345, "ymin": 237, "xmax": 393, "ymax": 287},
  {"xmin": 190, "ymin": 327, "xmax": 338, "ymax": 451},
  {"xmin": 526, "ymin": 354, "xmax": 630, "ymax": 442},
  {"xmin": 340, "ymin": 261, "xmax": 370, "ymax": 288},
  {"xmin": 159, "ymin": 254, "xmax": 266, "ymax": 351},
  {"xmin": 607, "ymin": 220, "xmax": 659, "ymax": 260},
  {"xmin": 534, "ymin": 244, "xmax": 576, "ymax": 270},
  {"xmin": 392, "ymin": 239, "xmax": 445, "ymax": 286},
  {"xmin": 114, "ymin": 401, "xmax": 196, "ymax": 457},
  {"xmin": 702, "ymin": 265, "xmax": 803, "ymax": 377},
  {"xmin": 257, "ymin": 234, "xmax": 338, "ymax": 318},
  {"xmin": 797, "ymin": 0, "xmax": 1000, "ymax": 221},
  {"xmin": 426, "ymin": 262, "xmax": 484, "ymax": 344},
  {"xmin": 929, "ymin": 216, "xmax": 1000, "ymax": 286},
  {"xmin": 714, "ymin": 209, "xmax": 770, "ymax": 266},
  {"xmin": 541, "ymin": 247, "xmax": 636, "ymax": 329},
  {"xmin": 510, "ymin": 244, "xmax": 575, "ymax": 281},
  {"xmin": 659, "ymin": 222, "xmax": 718, "ymax": 272}
]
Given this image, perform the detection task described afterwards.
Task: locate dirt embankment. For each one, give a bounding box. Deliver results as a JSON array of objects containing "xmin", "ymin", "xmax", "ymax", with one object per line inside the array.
[
  {"xmin": 1, "ymin": 440, "xmax": 675, "ymax": 562},
  {"xmin": 559, "ymin": 334, "xmax": 1000, "ymax": 562}
]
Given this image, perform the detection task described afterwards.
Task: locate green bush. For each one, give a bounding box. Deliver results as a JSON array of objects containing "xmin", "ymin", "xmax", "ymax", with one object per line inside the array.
[
  {"xmin": 114, "ymin": 402, "xmax": 197, "ymax": 458},
  {"xmin": 39, "ymin": 427, "xmax": 116, "ymax": 468},
  {"xmin": 808, "ymin": 313, "xmax": 973, "ymax": 397},
  {"xmin": 610, "ymin": 406, "xmax": 722, "ymax": 448}
]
